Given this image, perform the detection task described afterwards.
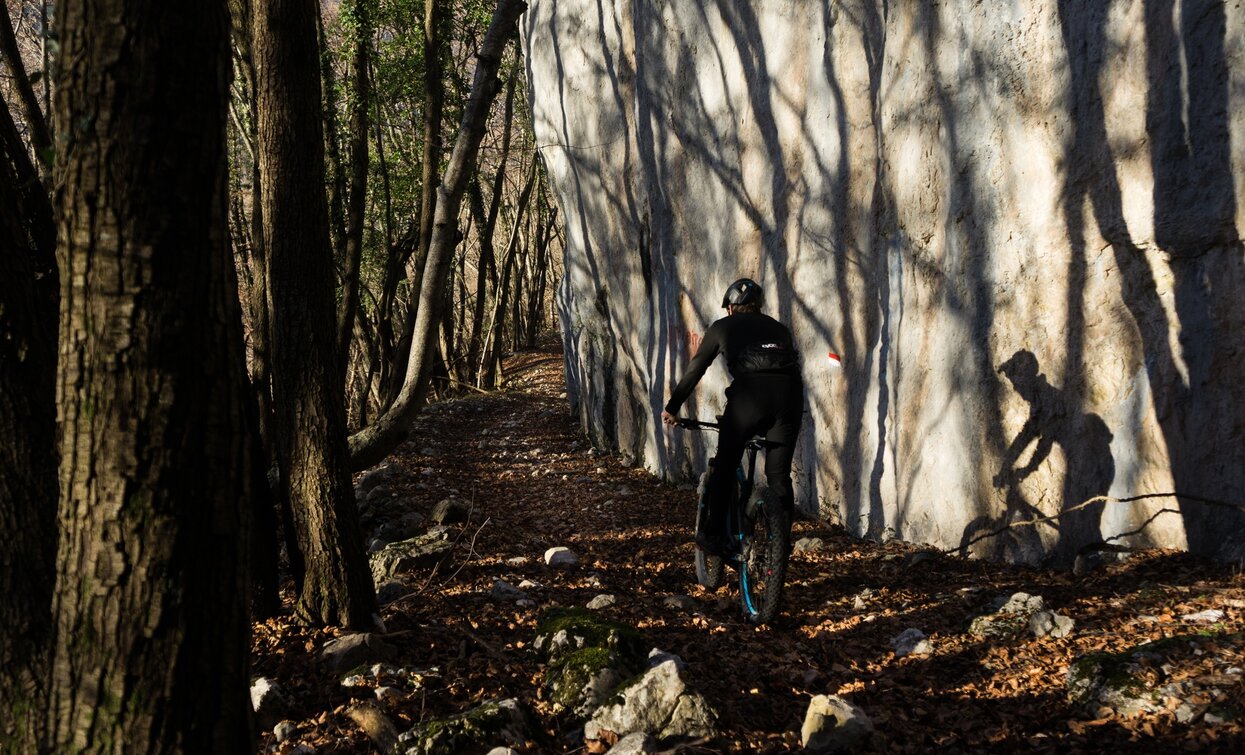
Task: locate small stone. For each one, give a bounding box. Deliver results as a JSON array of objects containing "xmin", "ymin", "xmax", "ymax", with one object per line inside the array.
[
  {"xmin": 431, "ymin": 498, "xmax": 471, "ymax": 524},
  {"xmin": 852, "ymin": 596, "xmax": 868, "ymax": 611},
  {"xmin": 359, "ymin": 465, "xmax": 395, "ymax": 493},
  {"xmin": 1029, "ymin": 610, "xmax": 1075, "ymax": 638},
  {"xmin": 374, "ymin": 686, "xmax": 402, "ymax": 703},
  {"xmin": 545, "ymin": 547, "xmax": 579, "ymax": 568},
  {"xmin": 1205, "ymin": 712, "xmax": 1228, "ymax": 725},
  {"xmin": 801, "ymin": 694, "xmax": 874, "ymax": 752},
  {"xmin": 491, "ymin": 579, "xmax": 527, "ymax": 602},
  {"xmin": 664, "ymin": 595, "xmax": 696, "ymax": 612},
  {"xmin": 486, "ymin": 749, "xmax": 521, "ymax": 755},
  {"xmin": 505, "ymin": 556, "xmax": 529, "ymax": 567},
  {"xmin": 1181, "ymin": 609, "xmax": 1225, "ymax": 623},
  {"xmin": 273, "ymin": 721, "xmax": 297, "ymax": 743},
  {"xmin": 320, "ymin": 633, "xmax": 396, "ymax": 673},
  {"xmin": 587, "ymin": 594, "xmax": 617, "ymax": 610},
  {"xmin": 889, "ymin": 628, "xmax": 931, "ymax": 658},
  {"xmin": 1000, "ymin": 592, "xmax": 1046, "ymax": 615},
  {"xmin": 647, "ymin": 648, "xmax": 686, "ymax": 671},
  {"xmin": 517, "ymin": 599, "xmax": 537, "ymax": 608},
  {"xmin": 904, "ymin": 550, "xmax": 938, "ymax": 568},
  {"xmin": 341, "ymin": 674, "xmax": 367, "ymax": 687},
  {"xmin": 517, "ymin": 579, "xmax": 542, "ymax": 591},
  {"xmin": 365, "ymin": 485, "xmax": 391, "ymax": 505},
  {"xmin": 595, "ymin": 467, "xmax": 607, "ymax": 474},
  {"xmin": 367, "ymin": 538, "xmax": 386, "ymax": 554},
  {"xmin": 792, "ymin": 537, "xmax": 824, "ymax": 554}
]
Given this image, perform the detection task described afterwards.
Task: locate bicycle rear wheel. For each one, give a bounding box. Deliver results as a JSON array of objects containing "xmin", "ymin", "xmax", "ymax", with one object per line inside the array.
[
  {"xmin": 693, "ymin": 471, "xmax": 724, "ymax": 589},
  {"xmin": 738, "ymin": 486, "xmax": 789, "ymax": 625}
]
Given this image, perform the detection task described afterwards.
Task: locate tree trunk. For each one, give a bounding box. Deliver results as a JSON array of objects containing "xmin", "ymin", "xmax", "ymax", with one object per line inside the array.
[
  {"xmin": 0, "ymin": 88, "xmax": 57, "ymax": 752},
  {"xmin": 335, "ymin": 0, "xmax": 371, "ymax": 374},
  {"xmin": 0, "ymin": 5, "xmax": 52, "ymax": 176},
  {"xmin": 47, "ymin": 1, "xmax": 253, "ymax": 750},
  {"xmin": 254, "ymin": 0, "xmax": 377, "ymax": 629},
  {"xmin": 348, "ymin": 0, "xmax": 528, "ymax": 471}
]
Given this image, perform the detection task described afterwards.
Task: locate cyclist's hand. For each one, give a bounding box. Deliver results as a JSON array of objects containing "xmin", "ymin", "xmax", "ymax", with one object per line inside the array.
[{"xmin": 661, "ymin": 410, "xmax": 679, "ymax": 426}]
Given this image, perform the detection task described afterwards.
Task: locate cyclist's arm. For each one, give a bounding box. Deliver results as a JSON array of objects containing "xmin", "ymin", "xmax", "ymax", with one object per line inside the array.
[{"xmin": 664, "ymin": 323, "xmax": 723, "ymax": 415}]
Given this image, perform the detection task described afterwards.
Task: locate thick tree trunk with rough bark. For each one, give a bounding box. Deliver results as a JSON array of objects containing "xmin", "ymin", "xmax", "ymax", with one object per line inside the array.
[
  {"xmin": 46, "ymin": 1, "xmax": 254, "ymax": 751},
  {"xmin": 349, "ymin": 0, "xmax": 528, "ymax": 471},
  {"xmin": 254, "ymin": 0, "xmax": 377, "ymax": 628},
  {"xmin": 0, "ymin": 87, "xmax": 57, "ymax": 752}
]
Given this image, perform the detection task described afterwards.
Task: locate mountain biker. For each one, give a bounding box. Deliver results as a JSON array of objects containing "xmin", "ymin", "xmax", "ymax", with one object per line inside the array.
[{"xmin": 661, "ymin": 278, "xmax": 804, "ymax": 557}]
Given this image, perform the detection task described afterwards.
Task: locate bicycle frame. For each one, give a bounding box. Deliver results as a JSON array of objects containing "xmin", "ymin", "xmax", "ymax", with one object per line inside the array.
[{"xmin": 677, "ymin": 417, "xmax": 768, "ymax": 544}]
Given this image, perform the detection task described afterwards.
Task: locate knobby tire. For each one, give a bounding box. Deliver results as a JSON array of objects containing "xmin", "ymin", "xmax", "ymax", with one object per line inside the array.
[{"xmin": 739, "ymin": 486, "xmax": 789, "ymax": 625}]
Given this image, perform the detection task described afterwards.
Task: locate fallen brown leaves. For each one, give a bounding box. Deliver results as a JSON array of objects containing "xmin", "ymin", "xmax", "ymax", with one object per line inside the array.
[{"xmin": 252, "ymin": 341, "xmax": 1245, "ymax": 753}]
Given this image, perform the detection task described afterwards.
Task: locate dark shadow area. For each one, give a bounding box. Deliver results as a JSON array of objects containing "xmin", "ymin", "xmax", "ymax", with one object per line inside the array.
[
  {"xmin": 1056, "ymin": 0, "xmax": 1245, "ymax": 562},
  {"xmin": 991, "ymin": 350, "xmax": 1116, "ymax": 566}
]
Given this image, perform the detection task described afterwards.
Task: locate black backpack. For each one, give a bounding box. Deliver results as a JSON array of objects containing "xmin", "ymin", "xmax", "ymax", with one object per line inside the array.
[{"xmin": 734, "ymin": 341, "xmax": 801, "ymax": 374}]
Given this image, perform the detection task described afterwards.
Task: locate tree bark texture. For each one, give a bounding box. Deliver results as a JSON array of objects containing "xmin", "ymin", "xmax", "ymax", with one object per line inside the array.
[
  {"xmin": 47, "ymin": 1, "xmax": 254, "ymax": 751},
  {"xmin": 253, "ymin": 0, "xmax": 377, "ymax": 628},
  {"xmin": 348, "ymin": 0, "xmax": 528, "ymax": 471},
  {"xmin": 0, "ymin": 88, "xmax": 57, "ymax": 752}
]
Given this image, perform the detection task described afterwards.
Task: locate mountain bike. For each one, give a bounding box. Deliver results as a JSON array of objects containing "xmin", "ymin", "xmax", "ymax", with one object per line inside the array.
[{"xmin": 677, "ymin": 418, "xmax": 791, "ymax": 625}]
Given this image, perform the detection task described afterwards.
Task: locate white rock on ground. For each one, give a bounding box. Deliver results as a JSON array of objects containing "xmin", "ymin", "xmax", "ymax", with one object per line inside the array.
[
  {"xmin": 1029, "ymin": 610, "xmax": 1076, "ymax": 638},
  {"xmin": 273, "ymin": 721, "xmax": 297, "ymax": 743},
  {"xmin": 1182, "ymin": 609, "xmax": 1226, "ymax": 623},
  {"xmin": 584, "ymin": 660, "xmax": 717, "ymax": 741},
  {"xmin": 587, "ymin": 594, "xmax": 617, "ymax": 610},
  {"xmin": 545, "ymin": 547, "xmax": 579, "ymax": 567},
  {"xmin": 801, "ymin": 695, "xmax": 874, "ymax": 752},
  {"xmin": 792, "ymin": 537, "xmax": 824, "ymax": 554},
  {"xmin": 889, "ymin": 629, "xmax": 931, "ymax": 658},
  {"xmin": 320, "ymin": 633, "xmax": 396, "ymax": 673}
]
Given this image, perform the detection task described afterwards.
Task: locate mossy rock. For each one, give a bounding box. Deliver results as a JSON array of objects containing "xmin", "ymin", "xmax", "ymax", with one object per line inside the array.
[
  {"xmin": 968, "ymin": 614, "xmax": 1026, "ymax": 639},
  {"xmin": 545, "ymin": 646, "xmax": 638, "ymax": 716},
  {"xmin": 1067, "ymin": 633, "xmax": 1244, "ymax": 718},
  {"xmin": 400, "ymin": 698, "xmax": 536, "ymax": 755},
  {"xmin": 370, "ymin": 532, "xmax": 453, "ymax": 583},
  {"xmin": 534, "ymin": 608, "xmax": 646, "ymax": 663}
]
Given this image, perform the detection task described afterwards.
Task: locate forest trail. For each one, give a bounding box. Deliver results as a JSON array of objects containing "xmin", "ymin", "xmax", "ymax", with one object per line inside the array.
[{"xmin": 254, "ymin": 341, "xmax": 1245, "ymax": 754}]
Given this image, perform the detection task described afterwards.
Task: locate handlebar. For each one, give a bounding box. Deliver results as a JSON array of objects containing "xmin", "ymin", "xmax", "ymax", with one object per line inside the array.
[{"xmin": 675, "ymin": 417, "xmax": 719, "ymax": 431}]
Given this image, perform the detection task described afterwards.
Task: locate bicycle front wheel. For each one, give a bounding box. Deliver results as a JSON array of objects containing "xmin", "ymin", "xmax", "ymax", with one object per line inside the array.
[{"xmin": 739, "ymin": 485, "xmax": 789, "ymax": 625}]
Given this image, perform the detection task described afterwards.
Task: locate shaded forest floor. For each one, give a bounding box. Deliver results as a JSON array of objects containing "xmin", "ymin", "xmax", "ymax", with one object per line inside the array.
[{"xmin": 254, "ymin": 341, "xmax": 1245, "ymax": 753}]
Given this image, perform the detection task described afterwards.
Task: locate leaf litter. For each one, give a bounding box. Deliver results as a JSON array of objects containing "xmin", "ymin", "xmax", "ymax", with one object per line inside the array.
[{"xmin": 253, "ymin": 341, "xmax": 1244, "ymax": 753}]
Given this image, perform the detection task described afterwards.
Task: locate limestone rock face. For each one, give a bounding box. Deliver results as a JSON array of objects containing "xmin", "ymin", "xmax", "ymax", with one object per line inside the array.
[{"xmin": 524, "ymin": 0, "xmax": 1245, "ymax": 565}]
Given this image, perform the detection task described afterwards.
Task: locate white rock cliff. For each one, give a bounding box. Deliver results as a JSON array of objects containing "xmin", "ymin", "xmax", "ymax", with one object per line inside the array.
[{"xmin": 524, "ymin": 0, "xmax": 1245, "ymax": 564}]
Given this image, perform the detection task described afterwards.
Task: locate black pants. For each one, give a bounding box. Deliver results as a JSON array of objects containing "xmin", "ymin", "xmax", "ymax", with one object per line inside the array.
[{"xmin": 704, "ymin": 373, "xmax": 803, "ymax": 537}]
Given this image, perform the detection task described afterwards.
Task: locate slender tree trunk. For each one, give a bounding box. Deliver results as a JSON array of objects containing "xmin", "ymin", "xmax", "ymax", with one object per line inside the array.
[
  {"xmin": 227, "ymin": 0, "xmax": 282, "ymax": 618},
  {"xmin": 254, "ymin": 0, "xmax": 377, "ymax": 628},
  {"xmin": 348, "ymin": 0, "xmax": 528, "ymax": 471},
  {"xmin": 47, "ymin": 1, "xmax": 253, "ymax": 750},
  {"xmin": 0, "ymin": 89, "xmax": 57, "ymax": 753},
  {"xmin": 0, "ymin": 6, "xmax": 52, "ymax": 176},
  {"xmin": 335, "ymin": 0, "xmax": 371, "ymax": 374}
]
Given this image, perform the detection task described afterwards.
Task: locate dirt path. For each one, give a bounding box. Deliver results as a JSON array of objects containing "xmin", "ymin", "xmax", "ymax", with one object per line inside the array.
[{"xmin": 255, "ymin": 343, "xmax": 1244, "ymax": 753}]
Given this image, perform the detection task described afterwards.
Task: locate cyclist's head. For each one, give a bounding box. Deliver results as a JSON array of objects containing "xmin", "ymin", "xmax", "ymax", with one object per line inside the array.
[{"xmin": 722, "ymin": 278, "xmax": 763, "ymax": 312}]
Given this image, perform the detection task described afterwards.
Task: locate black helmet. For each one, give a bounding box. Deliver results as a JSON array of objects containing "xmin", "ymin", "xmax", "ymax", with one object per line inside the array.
[{"xmin": 722, "ymin": 278, "xmax": 763, "ymax": 309}]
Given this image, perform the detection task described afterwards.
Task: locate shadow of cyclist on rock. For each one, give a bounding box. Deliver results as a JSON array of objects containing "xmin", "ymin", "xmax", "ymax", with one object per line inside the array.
[{"xmin": 994, "ymin": 350, "xmax": 1116, "ymax": 567}]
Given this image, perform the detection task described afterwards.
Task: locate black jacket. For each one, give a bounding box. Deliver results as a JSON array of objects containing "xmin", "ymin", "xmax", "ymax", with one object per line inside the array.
[{"xmin": 664, "ymin": 311, "xmax": 800, "ymax": 415}]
